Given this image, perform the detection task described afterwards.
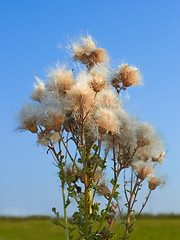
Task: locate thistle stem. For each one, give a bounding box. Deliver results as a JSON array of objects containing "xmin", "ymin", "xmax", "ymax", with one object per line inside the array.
[
  {"xmin": 84, "ymin": 174, "xmax": 89, "ymax": 235},
  {"xmin": 80, "ymin": 117, "xmax": 89, "ymax": 236},
  {"xmin": 62, "ymin": 180, "xmax": 69, "ymax": 240},
  {"xmin": 96, "ymin": 168, "xmax": 121, "ymax": 233},
  {"xmin": 124, "ymin": 177, "xmax": 139, "ymax": 238},
  {"xmin": 50, "ymin": 146, "xmax": 69, "ymax": 240},
  {"xmin": 137, "ymin": 190, "xmax": 152, "ymax": 217},
  {"xmin": 89, "ymin": 186, "xmax": 92, "ymax": 214},
  {"xmin": 59, "ymin": 134, "xmax": 80, "ymax": 171}
]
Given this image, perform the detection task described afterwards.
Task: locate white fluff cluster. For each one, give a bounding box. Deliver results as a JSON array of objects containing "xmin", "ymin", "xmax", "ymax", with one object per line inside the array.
[
  {"xmin": 134, "ymin": 122, "xmax": 165, "ymax": 163},
  {"xmin": 18, "ymin": 35, "xmax": 165, "ymax": 180},
  {"xmin": 18, "ymin": 103, "xmax": 39, "ymax": 133},
  {"xmin": 31, "ymin": 77, "xmax": 46, "ymax": 102}
]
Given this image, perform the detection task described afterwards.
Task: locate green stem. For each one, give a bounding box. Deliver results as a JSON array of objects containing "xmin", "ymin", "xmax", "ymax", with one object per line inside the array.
[
  {"xmin": 96, "ymin": 168, "xmax": 121, "ymax": 233},
  {"xmin": 85, "ymin": 179, "xmax": 89, "ymax": 234},
  {"xmin": 124, "ymin": 177, "xmax": 139, "ymax": 238},
  {"xmin": 50, "ymin": 147, "xmax": 79, "ymax": 203},
  {"xmin": 92, "ymin": 179, "xmax": 100, "ymax": 204},
  {"xmin": 89, "ymin": 186, "xmax": 92, "ymax": 214},
  {"xmin": 62, "ymin": 180, "xmax": 69, "ymax": 240},
  {"xmin": 49, "ymin": 146, "xmax": 69, "ymax": 240},
  {"xmin": 59, "ymin": 134, "xmax": 80, "ymax": 171},
  {"xmin": 137, "ymin": 190, "xmax": 152, "ymax": 217},
  {"xmin": 83, "ymin": 141, "xmax": 89, "ymax": 235},
  {"xmin": 80, "ymin": 115, "xmax": 89, "ymax": 236}
]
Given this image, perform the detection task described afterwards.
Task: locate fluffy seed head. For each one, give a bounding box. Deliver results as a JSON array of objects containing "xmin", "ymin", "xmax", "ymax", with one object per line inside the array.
[
  {"xmin": 95, "ymin": 108, "xmax": 118, "ymax": 134},
  {"xmin": 137, "ymin": 139, "xmax": 151, "ymax": 147},
  {"xmin": 68, "ymin": 86, "xmax": 94, "ymax": 116},
  {"xmin": 152, "ymin": 152, "xmax": 166, "ymax": 164},
  {"xmin": 136, "ymin": 122, "xmax": 155, "ymax": 147},
  {"xmin": 112, "ymin": 64, "xmax": 141, "ymax": 88},
  {"xmin": 89, "ymin": 48, "xmax": 106, "ymax": 64},
  {"xmin": 38, "ymin": 96, "xmax": 64, "ymax": 132},
  {"xmin": 18, "ymin": 104, "xmax": 38, "ymax": 133},
  {"xmin": 72, "ymin": 35, "xmax": 96, "ymax": 57},
  {"xmin": 31, "ymin": 76, "xmax": 46, "ymax": 102},
  {"xmin": 137, "ymin": 166, "xmax": 152, "ymax": 180},
  {"xmin": 72, "ymin": 36, "xmax": 107, "ymax": 70},
  {"xmin": 114, "ymin": 109, "xmax": 137, "ymax": 150},
  {"xmin": 148, "ymin": 177, "xmax": 162, "ymax": 190},
  {"xmin": 37, "ymin": 130, "xmax": 59, "ymax": 147},
  {"xmin": 135, "ymin": 122, "xmax": 165, "ymax": 162},
  {"xmin": 67, "ymin": 74, "xmax": 95, "ymax": 117},
  {"xmin": 72, "ymin": 36, "xmax": 96, "ymax": 68},
  {"xmin": 47, "ymin": 65, "xmax": 75, "ymax": 95},
  {"xmin": 90, "ymin": 73, "xmax": 107, "ymax": 93},
  {"xmin": 43, "ymin": 114, "xmax": 63, "ymax": 132},
  {"xmin": 96, "ymin": 89, "xmax": 119, "ymax": 109}
]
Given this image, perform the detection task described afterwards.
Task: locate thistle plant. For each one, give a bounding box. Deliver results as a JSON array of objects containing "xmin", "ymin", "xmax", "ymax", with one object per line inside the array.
[{"xmin": 17, "ymin": 35, "xmax": 165, "ymax": 240}]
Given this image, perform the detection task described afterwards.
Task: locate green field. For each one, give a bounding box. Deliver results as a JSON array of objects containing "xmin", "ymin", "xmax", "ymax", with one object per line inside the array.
[{"xmin": 0, "ymin": 215, "xmax": 180, "ymax": 240}]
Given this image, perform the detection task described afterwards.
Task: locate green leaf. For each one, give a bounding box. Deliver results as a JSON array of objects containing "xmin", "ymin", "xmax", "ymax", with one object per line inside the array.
[
  {"xmin": 128, "ymin": 226, "xmax": 134, "ymax": 233},
  {"xmin": 130, "ymin": 209, "xmax": 136, "ymax": 214},
  {"xmin": 125, "ymin": 203, "xmax": 129, "ymax": 208},
  {"xmin": 113, "ymin": 191, "xmax": 120, "ymax": 200},
  {"xmin": 110, "ymin": 178, "xmax": 116, "ymax": 186}
]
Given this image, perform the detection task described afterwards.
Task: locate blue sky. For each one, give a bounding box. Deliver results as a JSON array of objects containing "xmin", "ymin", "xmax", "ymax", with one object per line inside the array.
[{"xmin": 0, "ymin": 0, "xmax": 180, "ymax": 216}]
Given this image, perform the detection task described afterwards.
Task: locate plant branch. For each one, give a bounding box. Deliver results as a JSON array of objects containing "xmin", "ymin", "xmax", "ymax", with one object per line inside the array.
[
  {"xmin": 137, "ymin": 190, "xmax": 152, "ymax": 217},
  {"xmin": 62, "ymin": 179, "xmax": 69, "ymax": 240},
  {"xmin": 59, "ymin": 133, "xmax": 80, "ymax": 171},
  {"xmin": 96, "ymin": 166, "xmax": 122, "ymax": 233}
]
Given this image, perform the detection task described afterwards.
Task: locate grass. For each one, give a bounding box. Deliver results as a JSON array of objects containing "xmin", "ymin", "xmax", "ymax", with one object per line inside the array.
[
  {"xmin": 0, "ymin": 215, "xmax": 180, "ymax": 240},
  {"xmin": 112, "ymin": 216, "xmax": 180, "ymax": 240},
  {"xmin": 0, "ymin": 216, "xmax": 65, "ymax": 240}
]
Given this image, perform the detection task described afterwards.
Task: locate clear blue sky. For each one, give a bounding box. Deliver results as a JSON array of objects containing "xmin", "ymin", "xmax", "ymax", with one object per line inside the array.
[{"xmin": 0, "ymin": 0, "xmax": 180, "ymax": 216}]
